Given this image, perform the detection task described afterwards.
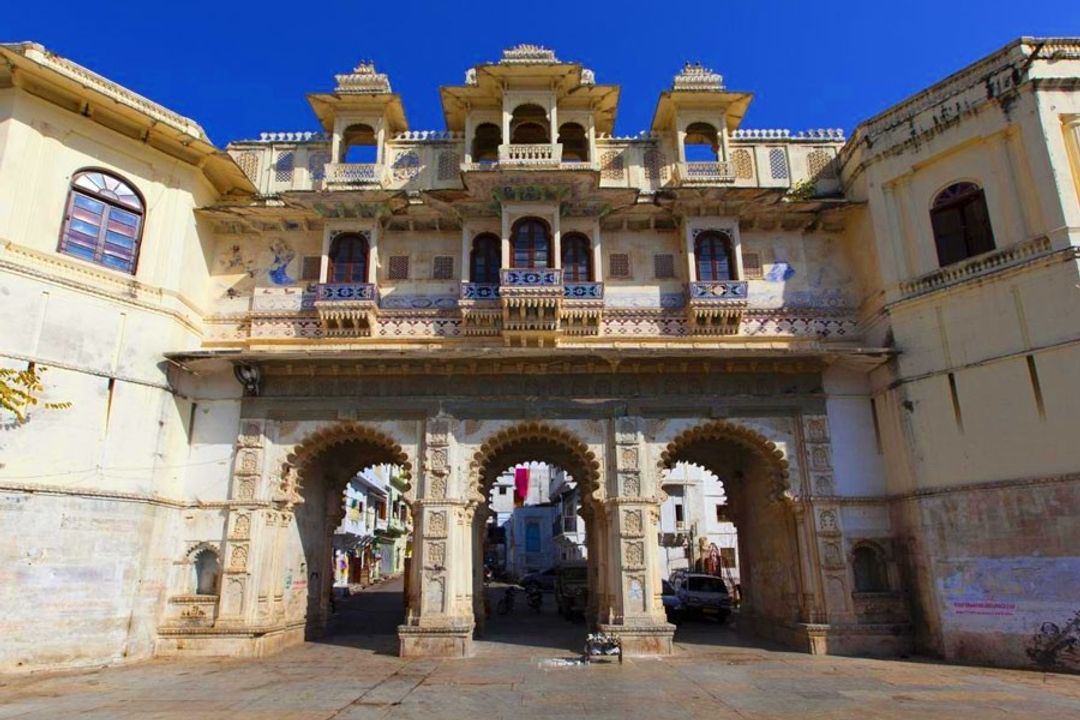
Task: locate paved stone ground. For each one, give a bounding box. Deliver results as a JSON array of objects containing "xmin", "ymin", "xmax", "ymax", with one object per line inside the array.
[{"xmin": 2, "ymin": 578, "xmax": 1079, "ymax": 719}]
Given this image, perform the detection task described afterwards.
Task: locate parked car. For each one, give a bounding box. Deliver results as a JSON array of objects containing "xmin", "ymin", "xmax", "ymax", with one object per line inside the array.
[
  {"xmin": 521, "ymin": 567, "xmax": 558, "ymax": 593},
  {"xmin": 555, "ymin": 563, "xmax": 589, "ymax": 618},
  {"xmin": 661, "ymin": 579, "xmax": 684, "ymax": 624},
  {"xmin": 670, "ymin": 571, "xmax": 731, "ymax": 622}
]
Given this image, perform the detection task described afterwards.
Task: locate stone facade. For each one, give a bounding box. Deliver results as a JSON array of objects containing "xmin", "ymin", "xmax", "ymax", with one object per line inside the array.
[{"xmin": 2, "ymin": 39, "xmax": 1080, "ymax": 673}]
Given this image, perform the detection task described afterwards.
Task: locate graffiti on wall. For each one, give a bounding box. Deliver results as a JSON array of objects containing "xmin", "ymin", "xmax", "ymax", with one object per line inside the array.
[
  {"xmin": 1027, "ymin": 611, "xmax": 1080, "ymax": 671},
  {"xmin": 938, "ymin": 557, "xmax": 1080, "ymax": 656}
]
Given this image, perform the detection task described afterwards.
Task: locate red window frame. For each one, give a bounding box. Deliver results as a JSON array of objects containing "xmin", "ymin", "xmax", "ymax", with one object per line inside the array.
[
  {"xmin": 694, "ymin": 231, "xmax": 736, "ymax": 281},
  {"xmin": 328, "ymin": 233, "xmax": 369, "ymax": 283},
  {"xmin": 561, "ymin": 233, "xmax": 592, "ymax": 281},
  {"xmin": 511, "ymin": 218, "xmax": 552, "ymax": 269},
  {"xmin": 470, "ymin": 233, "xmax": 501, "ymax": 283}
]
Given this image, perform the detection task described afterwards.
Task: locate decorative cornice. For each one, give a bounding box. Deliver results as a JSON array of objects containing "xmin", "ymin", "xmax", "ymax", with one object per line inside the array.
[
  {"xmin": 334, "ymin": 61, "xmax": 391, "ymax": 94},
  {"xmin": 0, "ymin": 42, "xmax": 207, "ymax": 141},
  {"xmin": 673, "ymin": 63, "xmax": 723, "ymax": 91},
  {"xmin": 499, "ymin": 44, "xmax": 559, "ymax": 64}
]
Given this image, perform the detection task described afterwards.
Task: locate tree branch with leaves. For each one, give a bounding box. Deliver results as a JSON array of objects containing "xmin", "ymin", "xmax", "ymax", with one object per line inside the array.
[{"xmin": 1, "ymin": 364, "xmax": 71, "ymax": 424}]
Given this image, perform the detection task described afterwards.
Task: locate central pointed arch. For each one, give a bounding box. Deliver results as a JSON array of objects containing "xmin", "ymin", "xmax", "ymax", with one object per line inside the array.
[
  {"xmin": 659, "ymin": 420, "xmax": 791, "ymax": 499},
  {"xmin": 285, "ymin": 421, "xmax": 412, "ymax": 490},
  {"xmin": 469, "ymin": 421, "xmax": 601, "ymax": 503}
]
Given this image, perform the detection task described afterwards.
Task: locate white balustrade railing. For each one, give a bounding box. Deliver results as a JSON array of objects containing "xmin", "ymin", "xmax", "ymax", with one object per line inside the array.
[
  {"xmin": 324, "ymin": 162, "xmax": 381, "ymax": 185},
  {"xmin": 499, "ymin": 143, "xmax": 562, "ymax": 166},
  {"xmin": 679, "ymin": 161, "xmax": 736, "ymax": 183}
]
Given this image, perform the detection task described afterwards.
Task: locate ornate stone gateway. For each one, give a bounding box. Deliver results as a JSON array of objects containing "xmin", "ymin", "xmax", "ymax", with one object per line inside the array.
[{"xmin": 158, "ymin": 355, "xmax": 904, "ymax": 659}]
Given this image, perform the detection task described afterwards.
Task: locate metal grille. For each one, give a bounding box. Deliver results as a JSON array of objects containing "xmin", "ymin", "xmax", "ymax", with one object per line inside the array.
[
  {"xmin": 433, "ymin": 256, "xmax": 454, "ymax": 280},
  {"xmin": 388, "ymin": 255, "xmax": 409, "ymax": 280},
  {"xmin": 741, "ymin": 252, "xmax": 763, "ymax": 279},
  {"xmin": 609, "ymin": 253, "xmax": 631, "ymax": 278},
  {"xmin": 301, "ymin": 256, "xmax": 321, "ymax": 281},
  {"xmin": 653, "ymin": 254, "xmax": 675, "ymax": 279}
]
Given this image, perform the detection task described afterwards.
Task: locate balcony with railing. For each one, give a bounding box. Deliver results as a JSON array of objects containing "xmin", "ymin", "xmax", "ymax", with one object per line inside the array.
[
  {"xmin": 676, "ymin": 160, "xmax": 736, "ymax": 185},
  {"xmin": 562, "ymin": 281, "xmax": 604, "ymax": 336},
  {"xmin": 498, "ymin": 143, "xmax": 562, "ymax": 168},
  {"xmin": 686, "ymin": 280, "xmax": 749, "ymax": 335},
  {"xmin": 313, "ymin": 282, "xmax": 378, "ymax": 337},
  {"xmin": 324, "ymin": 162, "xmax": 382, "ymax": 187},
  {"xmin": 498, "ymin": 268, "xmax": 563, "ymax": 338}
]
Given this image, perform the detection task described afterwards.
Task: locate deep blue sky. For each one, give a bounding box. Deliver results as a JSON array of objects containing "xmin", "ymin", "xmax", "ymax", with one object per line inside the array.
[{"xmin": 6, "ymin": 1, "xmax": 1079, "ymax": 146}]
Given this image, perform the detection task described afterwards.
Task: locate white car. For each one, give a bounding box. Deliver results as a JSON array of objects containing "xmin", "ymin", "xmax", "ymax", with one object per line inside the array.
[{"xmin": 670, "ymin": 571, "xmax": 732, "ymax": 622}]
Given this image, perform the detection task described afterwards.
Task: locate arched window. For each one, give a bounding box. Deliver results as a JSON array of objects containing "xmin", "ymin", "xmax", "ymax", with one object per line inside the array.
[
  {"xmin": 193, "ymin": 549, "xmax": 220, "ymax": 595},
  {"xmin": 558, "ymin": 123, "xmax": 589, "ymax": 162},
  {"xmin": 511, "ymin": 218, "xmax": 552, "ymax": 269},
  {"xmin": 562, "ymin": 233, "xmax": 592, "ymax": 281},
  {"xmin": 931, "ymin": 182, "xmax": 995, "ymax": 267},
  {"xmin": 695, "ymin": 231, "xmax": 736, "ymax": 281},
  {"xmin": 328, "ymin": 233, "xmax": 369, "ymax": 283},
  {"xmin": 470, "ymin": 233, "xmax": 501, "ymax": 283},
  {"xmin": 59, "ymin": 170, "xmax": 145, "ymax": 274},
  {"xmin": 684, "ymin": 122, "xmax": 720, "ymax": 162},
  {"xmin": 510, "ymin": 104, "xmax": 550, "ymax": 144},
  {"xmin": 472, "ymin": 123, "xmax": 502, "ymax": 163},
  {"xmin": 852, "ymin": 545, "xmax": 889, "ymax": 593}
]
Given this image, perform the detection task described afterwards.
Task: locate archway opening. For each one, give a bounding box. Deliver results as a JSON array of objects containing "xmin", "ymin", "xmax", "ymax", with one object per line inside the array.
[
  {"xmin": 684, "ymin": 122, "xmax": 720, "ymax": 162},
  {"xmin": 471, "ymin": 427, "xmax": 602, "ymax": 655},
  {"xmin": 287, "ymin": 427, "xmax": 413, "ymax": 649},
  {"xmin": 341, "ymin": 123, "xmax": 377, "ymax": 164},
  {"xmin": 661, "ymin": 424, "xmax": 802, "ymax": 649},
  {"xmin": 510, "ymin": 104, "xmax": 550, "ymax": 144}
]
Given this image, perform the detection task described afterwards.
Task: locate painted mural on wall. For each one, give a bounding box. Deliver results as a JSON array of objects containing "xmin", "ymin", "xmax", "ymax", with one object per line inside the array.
[
  {"xmin": 267, "ymin": 239, "xmax": 296, "ymax": 286},
  {"xmin": 745, "ymin": 236, "xmax": 855, "ymax": 309},
  {"xmin": 938, "ymin": 556, "xmax": 1080, "ymax": 669}
]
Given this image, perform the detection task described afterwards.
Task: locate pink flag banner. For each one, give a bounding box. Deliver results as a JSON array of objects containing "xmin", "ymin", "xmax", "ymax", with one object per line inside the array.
[{"xmin": 514, "ymin": 467, "xmax": 529, "ymax": 506}]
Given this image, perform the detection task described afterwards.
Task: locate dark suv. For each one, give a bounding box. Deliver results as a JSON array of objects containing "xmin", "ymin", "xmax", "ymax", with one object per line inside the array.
[
  {"xmin": 670, "ymin": 572, "xmax": 732, "ymax": 622},
  {"xmin": 554, "ymin": 563, "xmax": 589, "ymax": 618}
]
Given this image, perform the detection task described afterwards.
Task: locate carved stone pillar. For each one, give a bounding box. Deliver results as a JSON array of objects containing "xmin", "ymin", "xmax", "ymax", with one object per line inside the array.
[
  {"xmin": 398, "ymin": 415, "xmax": 474, "ymax": 657},
  {"xmin": 217, "ymin": 420, "xmax": 266, "ymax": 626},
  {"xmin": 596, "ymin": 416, "xmax": 674, "ymax": 656}
]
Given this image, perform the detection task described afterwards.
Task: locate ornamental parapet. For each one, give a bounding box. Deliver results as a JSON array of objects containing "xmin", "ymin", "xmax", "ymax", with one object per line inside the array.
[
  {"xmin": 675, "ymin": 161, "xmax": 735, "ymax": 185},
  {"xmin": 499, "ymin": 269, "xmax": 564, "ymax": 342},
  {"xmin": 458, "ymin": 282, "xmax": 501, "ymax": 336},
  {"xmin": 313, "ymin": 282, "xmax": 378, "ymax": 337},
  {"xmin": 324, "ymin": 162, "xmax": 382, "ymax": 187},
  {"xmin": 897, "ymin": 235, "xmax": 1052, "ymax": 300},
  {"xmin": 686, "ymin": 280, "xmax": 749, "ymax": 335},
  {"xmin": 562, "ymin": 281, "xmax": 604, "ymax": 336}
]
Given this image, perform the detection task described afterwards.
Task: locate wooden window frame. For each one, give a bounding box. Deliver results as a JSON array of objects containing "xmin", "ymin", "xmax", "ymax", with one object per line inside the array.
[
  {"xmin": 694, "ymin": 231, "xmax": 736, "ymax": 281},
  {"xmin": 470, "ymin": 233, "xmax": 501, "ymax": 283},
  {"xmin": 511, "ymin": 217, "xmax": 552, "ymax": 269},
  {"xmin": 57, "ymin": 169, "xmax": 146, "ymax": 275},
  {"xmin": 930, "ymin": 182, "xmax": 996, "ymax": 267},
  {"xmin": 328, "ymin": 233, "xmax": 370, "ymax": 283},
  {"xmin": 561, "ymin": 233, "xmax": 592, "ymax": 281}
]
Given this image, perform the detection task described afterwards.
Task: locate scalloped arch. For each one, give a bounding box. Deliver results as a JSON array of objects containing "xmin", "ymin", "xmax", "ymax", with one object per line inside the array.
[
  {"xmin": 469, "ymin": 422, "xmax": 601, "ymax": 503},
  {"xmin": 659, "ymin": 420, "xmax": 791, "ymax": 496},
  {"xmin": 285, "ymin": 421, "xmax": 413, "ymax": 482},
  {"xmin": 184, "ymin": 541, "xmax": 221, "ymax": 561}
]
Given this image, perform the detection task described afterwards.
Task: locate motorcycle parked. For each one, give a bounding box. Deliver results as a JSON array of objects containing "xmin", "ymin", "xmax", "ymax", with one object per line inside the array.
[
  {"xmin": 496, "ymin": 586, "xmax": 517, "ymax": 615},
  {"xmin": 525, "ymin": 584, "xmax": 543, "ymax": 613}
]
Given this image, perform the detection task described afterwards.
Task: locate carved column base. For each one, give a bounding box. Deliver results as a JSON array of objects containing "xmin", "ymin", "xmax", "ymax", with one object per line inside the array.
[
  {"xmin": 596, "ymin": 621, "xmax": 675, "ymax": 657},
  {"xmin": 398, "ymin": 621, "xmax": 474, "ymax": 658}
]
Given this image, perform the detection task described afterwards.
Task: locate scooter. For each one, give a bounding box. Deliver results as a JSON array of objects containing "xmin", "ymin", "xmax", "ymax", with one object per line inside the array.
[
  {"xmin": 496, "ymin": 586, "xmax": 517, "ymax": 615},
  {"xmin": 525, "ymin": 585, "xmax": 543, "ymax": 612}
]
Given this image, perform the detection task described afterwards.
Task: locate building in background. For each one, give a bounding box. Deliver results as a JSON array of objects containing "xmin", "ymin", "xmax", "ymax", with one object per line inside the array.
[
  {"xmin": 657, "ymin": 464, "xmax": 740, "ymax": 588},
  {"xmin": 332, "ymin": 465, "xmax": 411, "ymax": 587}
]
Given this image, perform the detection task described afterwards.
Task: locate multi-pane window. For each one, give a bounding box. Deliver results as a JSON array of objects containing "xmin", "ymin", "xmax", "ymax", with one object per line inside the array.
[
  {"xmin": 328, "ymin": 233, "xmax": 369, "ymax": 283},
  {"xmin": 694, "ymin": 231, "xmax": 736, "ymax": 281},
  {"xmin": 59, "ymin": 170, "xmax": 144, "ymax": 274},
  {"xmin": 301, "ymin": 256, "xmax": 321, "ymax": 281},
  {"xmin": 930, "ymin": 182, "xmax": 995, "ymax": 267},
  {"xmin": 511, "ymin": 218, "xmax": 551, "ymax": 269},
  {"xmin": 470, "ymin": 234, "xmax": 500, "ymax": 283},
  {"xmin": 561, "ymin": 233, "xmax": 591, "ymax": 281}
]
